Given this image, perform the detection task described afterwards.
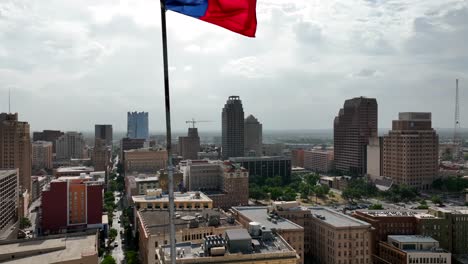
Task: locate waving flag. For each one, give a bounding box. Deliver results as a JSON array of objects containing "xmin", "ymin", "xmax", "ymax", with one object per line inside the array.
[{"xmin": 165, "ymin": 0, "xmax": 257, "ymax": 37}]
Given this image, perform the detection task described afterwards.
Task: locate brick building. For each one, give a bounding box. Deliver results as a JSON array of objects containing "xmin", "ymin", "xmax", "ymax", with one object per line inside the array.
[{"xmin": 303, "ymin": 149, "xmax": 334, "ymax": 173}]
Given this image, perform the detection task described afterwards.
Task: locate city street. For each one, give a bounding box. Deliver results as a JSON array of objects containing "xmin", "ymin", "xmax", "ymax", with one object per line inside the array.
[
  {"xmin": 27, "ymin": 198, "xmax": 42, "ymax": 236},
  {"xmin": 111, "ymin": 192, "xmax": 125, "ymax": 263}
]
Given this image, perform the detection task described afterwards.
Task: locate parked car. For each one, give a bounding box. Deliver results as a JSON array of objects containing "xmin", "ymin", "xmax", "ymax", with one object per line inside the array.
[{"xmin": 114, "ymin": 242, "xmax": 118, "ymax": 247}]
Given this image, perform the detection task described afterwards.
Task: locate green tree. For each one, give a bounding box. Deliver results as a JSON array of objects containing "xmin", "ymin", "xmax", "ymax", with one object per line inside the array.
[
  {"xmin": 101, "ymin": 255, "xmax": 116, "ymax": 264},
  {"xmin": 282, "ymin": 187, "xmax": 297, "ymax": 201},
  {"xmin": 431, "ymin": 195, "xmax": 443, "ymax": 206},
  {"xmin": 116, "ymin": 162, "xmax": 124, "ymax": 175},
  {"xmin": 20, "ymin": 217, "xmax": 31, "ymax": 229},
  {"xmin": 249, "ymin": 184, "xmax": 265, "ymax": 201},
  {"xmin": 109, "ymin": 228, "xmax": 118, "ymax": 241},
  {"xmin": 125, "ymin": 251, "xmax": 139, "ymax": 264},
  {"xmin": 305, "ymin": 173, "xmax": 320, "ymax": 186},
  {"xmin": 369, "ymin": 203, "xmax": 383, "ymax": 210},
  {"xmin": 269, "ymin": 187, "xmax": 283, "ymax": 200},
  {"xmin": 265, "ymin": 176, "xmax": 282, "ymax": 187}
]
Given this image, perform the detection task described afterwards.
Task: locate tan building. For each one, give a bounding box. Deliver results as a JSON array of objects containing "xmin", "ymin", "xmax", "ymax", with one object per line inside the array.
[
  {"xmin": 92, "ymin": 138, "xmax": 111, "ymax": 173},
  {"xmin": 303, "ymin": 149, "xmax": 334, "ymax": 173},
  {"xmin": 366, "ymin": 137, "xmax": 383, "ymax": 181},
  {"xmin": 125, "ymin": 174, "xmax": 159, "ymax": 202},
  {"xmin": 0, "ymin": 113, "xmax": 31, "ymax": 195},
  {"xmin": 157, "ymin": 229, "xmax": 299, "ymax": 264},
  {"xmin": 291, "ymin": 149, "xmax": 305, "ymax": 168},
  {"xmin": 157, "ymin": 170, "xmax": 184, "ymax": 193},
  {"xmin": 182, "ymin": 160, "xmax": 221, "ymax": 191},
  {"xmin": 32, "ymin": 141, "xmax": 53, "ymax": 170},
  {"xmin": 55, "ymin": 132, "xmax": 86, "ymax": 161},
  {"xmin": 0, "ymin": 231, "xmax": 98, "ymax": 264},
  {"xmin": 376, "ymin": 236, "xmax": 451, "ymax": 264},
  {"xmin": 124, "ymin": 148, "xmax": 167, "ymax": 174},
  {"xmin": 244, "ymin": 115, "xmax": 262, "ymax": 156},
  {"xmin": 132, "ymin": 189, "xmax": 213, "ymax": 210},
  {"xmin": 0, "ymin": 169, "xmax": 18, "ymax": 239},
  {"xmin": 383, "ymin": 113, "xmax": 439, "ymax": 190},
  {"xmin": 178, "ymin": 127, "xmax": 200, "ymax": 160},
  {"xmin": 231, "ymin": 206, "xmax": 304, "ymax": 264},
  {"xmin": 269, "ymin": 202, "xmax": 373, "ymax": 264},
  {"xmin": 53, "ymin": 166, "xmax": 94, "ymax": 177},
  {"xmin": 137, "ymin": 208, "xmax": 243, "ymax": 264}
]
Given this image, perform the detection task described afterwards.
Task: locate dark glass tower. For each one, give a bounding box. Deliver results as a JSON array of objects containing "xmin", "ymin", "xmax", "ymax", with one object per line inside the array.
[{"xmin": 222, "ymin": 96, "xmax": 244, "ymax": 159}]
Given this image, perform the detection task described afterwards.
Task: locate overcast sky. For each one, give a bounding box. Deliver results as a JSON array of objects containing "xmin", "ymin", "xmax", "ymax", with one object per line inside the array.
[{"xmin": 0, "ymin": 0, "xmax": 467, "ymax": 133}]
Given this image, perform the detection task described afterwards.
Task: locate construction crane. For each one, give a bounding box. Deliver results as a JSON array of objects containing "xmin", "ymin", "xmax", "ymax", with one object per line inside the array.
[{"xmin": 185, "ymin": 118, "xmax": 212, "ymax": 128}]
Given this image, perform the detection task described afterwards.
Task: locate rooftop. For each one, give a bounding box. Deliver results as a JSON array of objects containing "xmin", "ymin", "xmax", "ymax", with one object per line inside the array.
[
  {"xmin": 0, "ymin": 169, "xmax": 16, "ymax": 179},
  {"xmin": 232, "ymin": 207, "xmax": 303, "ymax": 230},
  {"xmin": 431, "ymin": 206, "xmax": 468, "ymax": 215},
  {"xmin": 310, "ymin": 207, "xmax": 371, "ymax": 228},
  {"xmin": 388, "ymin": 235, "xmax": 438, "ymax": 244},
  {"xmin": 55, "ymin": 166, "xmax": 94, "ymax": 173},
  {"xmin": 0, "ymin": 233, "xmax": 97, "ymax": 264},
  {"xmin": 138, "ymin": 209, "xmax": 240, "ymax": 236},
  {"xmin": 229, "ymin": 156, "xmax": 291, "ymax": 162},
  {"xmin": 135, "ymin": 176, "xmax": 159, "ymax": 182},
  {"xmin": 132, "ymin": 191, "xmax": 212, "ymax": 203},
  {"xmin": 356, "ymin": 209, "xmax": 437, "ymax": 219}
]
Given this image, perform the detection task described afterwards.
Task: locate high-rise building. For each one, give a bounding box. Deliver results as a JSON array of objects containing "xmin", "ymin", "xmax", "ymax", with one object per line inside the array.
[
  {"xmin": 94, "ymin": 124, "xmax": 113, "ymax": 147},
  {"xmin": 303, "ymin": 149, "xmax": 334, "ymax": 173},
  {"xmin": 178, "ymin": 128, "xmax": 200, "ymax": 160},
  {"xmin": 55, "ymin": 132, "xmax": 86, "ymax": 161},
  {"xmin": 382, "ymin": 113, "xmax": 439, "ymax": 190},
  {"xmin": 0, "ymin": 113, "xmax": 32, "ymax": 195},
  {"xmin": 93, "ymin": 139, "xmax": 111, "ymax": 173},
  {"xmin": 334, "ymin": 97, "xmax": 378, "ymax": 175},
  {"xmin": 222, "ymin": 96, "xmax": 244, "ymax": 159},
  {"xmin": 32, "ymin": 141, "xmax": 53, "ymax": 170},
  {"xmin": 33, "ymin": 130, "xmax": 64, "ymax": 153},
  {"xmin": 366, "ymin": 137, "xmax": 383, "ymax": 181},
  {"xmin": 291, "ymin": 149, "xmax": 305, "ymax": 168},
  {"xmin": 124, "ymin": 148, "xmax": 167, "ymax": 174},
  {"xmin": 0, "ymin": 169, "xmax": 18, "ymax": 239},
  {"xmin": 41, "ymin": 178, "xmax": 103, "ymax": 234},
  {"xmin": 244, "ymin": 115, "xmax": 262, "ymax": 156},
  {"xmin": 127, "ymin": 111, "xmax": 149, "ymax": 139}
]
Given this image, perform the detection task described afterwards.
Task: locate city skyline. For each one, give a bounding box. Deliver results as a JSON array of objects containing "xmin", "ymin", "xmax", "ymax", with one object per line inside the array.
[{"xmin": 0, "ymin": 0, "xmax": 467, "ymax": 132}]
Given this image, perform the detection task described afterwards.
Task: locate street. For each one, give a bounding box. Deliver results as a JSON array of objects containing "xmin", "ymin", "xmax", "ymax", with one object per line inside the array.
[
  {"xmin": 111, "ymin": 192, "xmax": 125, "ymax": 263},
  {"xmin": 28, "ymin": 198, "xmax": 42, "ymax": 236}
]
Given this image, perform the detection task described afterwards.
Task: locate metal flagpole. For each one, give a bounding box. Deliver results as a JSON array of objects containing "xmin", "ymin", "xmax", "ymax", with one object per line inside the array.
[{"xmin": 160, "ymin": 1, "xmax": 177, "ymax": 263}]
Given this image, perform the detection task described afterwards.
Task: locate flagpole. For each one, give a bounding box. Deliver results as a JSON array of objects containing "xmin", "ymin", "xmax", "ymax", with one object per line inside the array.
[{"xmin": 160, "ymin": 1, "xmax": 177, "ymax": 263}]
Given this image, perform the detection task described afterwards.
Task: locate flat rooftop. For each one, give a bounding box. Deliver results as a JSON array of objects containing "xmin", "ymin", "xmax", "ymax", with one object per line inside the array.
[
  {"xmin": 55, "ymin": 166, "xmax": 94, "ymax": 173},
  {"xmin": 389, "ymin": 235, "xmax": 438, "ymax": 244},
  {"xmin": 132, "ymin": 191, "xmax": 212, "ymax": 203},
  {"xmin": 160, "ymin": 230, "xmax": 296, "ymax": 262},
  {"xmin": 0, "ymin": 233, "xmax": 97, "ymax": 264},
  {"xmin": 233, "ymin": 207, "xmax": 303, "ymax": 230},
  {"xmin": 432, "ymin": 206, "xmax": 468, "ymax": 215},
  {"xmin": 229, "ymin": 156, "xmax": 290, "ymax": 162},
  {"xmin": 135, "ymin": 176, "xmax": 158, "ymax": 182},
  {"xmin": 310, "ymin": 207, "xmax": 371, "ymax": 228},
  {"xmin": 0, "ymin": 169, "xmax": 16, "ymax": 179},
  {"xmin": 138, "ymin": 209, "xmax": 240, "ymax": 236},
  {"xmin": 356, "ymin": 210, "xmax": 437, "ymax": 219}
]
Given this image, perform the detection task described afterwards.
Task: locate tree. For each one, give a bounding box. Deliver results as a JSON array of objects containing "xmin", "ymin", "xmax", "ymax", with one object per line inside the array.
[
  {"xmin": 125, "ymin": 251, "xmax": 139, "ymax": 264},
  {"xmin": 109, "ymin": 228, "xmax": 118, "ymax": 241},
  {"xmin": 269, "ymin": 187, "xmax": 283, "ymax": 201},
  {"xmin": 305, "ymin": 173, "xmax": 320, "ymax": 186},
  {"xmin": 282, "ymin": 187, "xmax": 297, "ymax": 201},
  {"xmin": 369, "ymin": 203, "xmax": 383, "ymax": 210},
  {"xmin": 116, "ymin": 162, "xmax": 124, "ymax": 175},
  {"xmin": 431, "ymin": 195, "xmax": 443, "ymax": 206},
  {"xmin": 101, "ymin": 255, "xmax": 116, "ymax": 264},
  {"xmin": 20, "ymin": 217, "xmax": 32, "ymax": 229}
]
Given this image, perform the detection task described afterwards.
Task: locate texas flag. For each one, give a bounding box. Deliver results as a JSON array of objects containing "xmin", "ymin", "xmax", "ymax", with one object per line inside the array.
[{"xmin": 165, "ymin": 0, "xmax": 257, "ymax": 37}]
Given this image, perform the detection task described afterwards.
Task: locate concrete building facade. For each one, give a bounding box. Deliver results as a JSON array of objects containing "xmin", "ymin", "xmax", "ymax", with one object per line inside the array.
[
  {"xmin": 222, "ymin": 96, "xmax": 244, "ymax": 159},
  {"xmin": 32, "ymin": 130, "xmax": 64, "ymax": 153},
  {"xmin": 382, "ymin": 113, "xmax": 439, "ymax": 190},
  {"xmin": 291, "ymin": 149, "xmax": 305, "ymax": 168},
  {"xmin": 55, "ymin": 132, "xmax": 86, "ymax": 161},
  {"xmin": 127, "ymin": 111, "xmax": 149, "ymax": 139},
  {"xmin": 178, "ymin": 128, "xmax": 200, "ymax": 160},
  {"xmin": 334, "ymin": 97, "xmax": 378, "ymax": 176},
  {"xmin": 124, "ymin": 148, "xmax": 167, "ymax": 174},
  {"xmin": 229, "ymin": 156, "xmax": 292, "ymax": 184},
  {"xmin": 32, "ymin": 141, "xmax": 53, "ymax": 170},
  {"xmin": 0, "ymin": 113, "xmax": 32, "ymax": 195},
  {"xmin": 0, "ymin": 170, "xmax": 18, "ymax": 237},
  {"xmin": 303, "ymin": 149, "xmax": 334, "ymax": 173},
  {"xmin": 366, "ymin": 137, "xmax": 383, "ymax": 181},
  {"xmin": 244, "ymin": 115, "xmax": 262, "ymax": 156}
]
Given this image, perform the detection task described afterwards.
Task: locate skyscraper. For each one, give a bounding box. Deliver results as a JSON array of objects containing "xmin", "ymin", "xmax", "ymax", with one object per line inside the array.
[
  {"xmin": 222, "ymin": 96, "xmax": 244, "ymax": 159},
  {"xmin": 334, "ymin": 97, "xmax": 378, "ymax": 176},
  {"xmin": 178, "ymin": 127, "xmax": 200, "ymax": 160},
  {"xmin": 94, "ymin": 124, "xmax": 113, "ymax": 147},
  {"xmin": 32, "ymin": 141, "xmax": 53, "ymax": 170},
  {"xmin": 0, "ymin": 113, "xmax": 32, "ymax": 195},
  {"xmin": 127, "ymin": 112, "xmax": 149, "ymax": 139},
  {"xmin": 55, "ymin": 132, "xmax": 86, "ymax": 161},
  {"xmin": 32, "ymin": 130, "xmax": 64, "ymax": 153},
  {"xmin": 383, "ymin": 112, "xmax": 439, "ymax": 190},
  {"xmin": 244, "ymin": 114, "xmax": 262, "ymax": 156}
]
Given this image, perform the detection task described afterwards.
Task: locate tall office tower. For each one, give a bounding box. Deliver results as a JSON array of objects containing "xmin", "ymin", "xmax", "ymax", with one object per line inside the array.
[
  {"xmin": 383, "ymin": 113, "xmax": 439, "ymax": 190},
  {"xmin": 32, "ymin": 141, "xmax": 53, "ymax": 170},
  {"xmin": 32, "ymin": 130, "xmax": 64, "ymax": 153},
  {"xmin": 93, "ymin": 139, "xmax": 111, "ymax": 173},
  {"xmin": 334, "ymin": 97, "xmax": 378, "ymax": 175},
  {"xmin": 244, "ymin": 115, "xmax": 262, "ymax": 156},
  {"xmin": 127, "ymin": 112, "xmax": 149, "ymax": 139},
  {"xmin": 222, "ymin": 96, "xmax": 244, "ymax": 159},
  {"xmin": 0, "ymin": 113, "xmax": 32, "ymax": 195},
  {"xmin": 178, "ymin": 128, "xmax": 200, "ymax": 160},
  {"xmin": 55, "ymin": 132, "xmax": 86, "ymax": 161},
  {"xmin": 0, "ymin": 169, "xmax": 18, "ymax": 239},
  {"xmin": 94, "ymin": 124, "xmax": 113, "ymax": 147}
]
